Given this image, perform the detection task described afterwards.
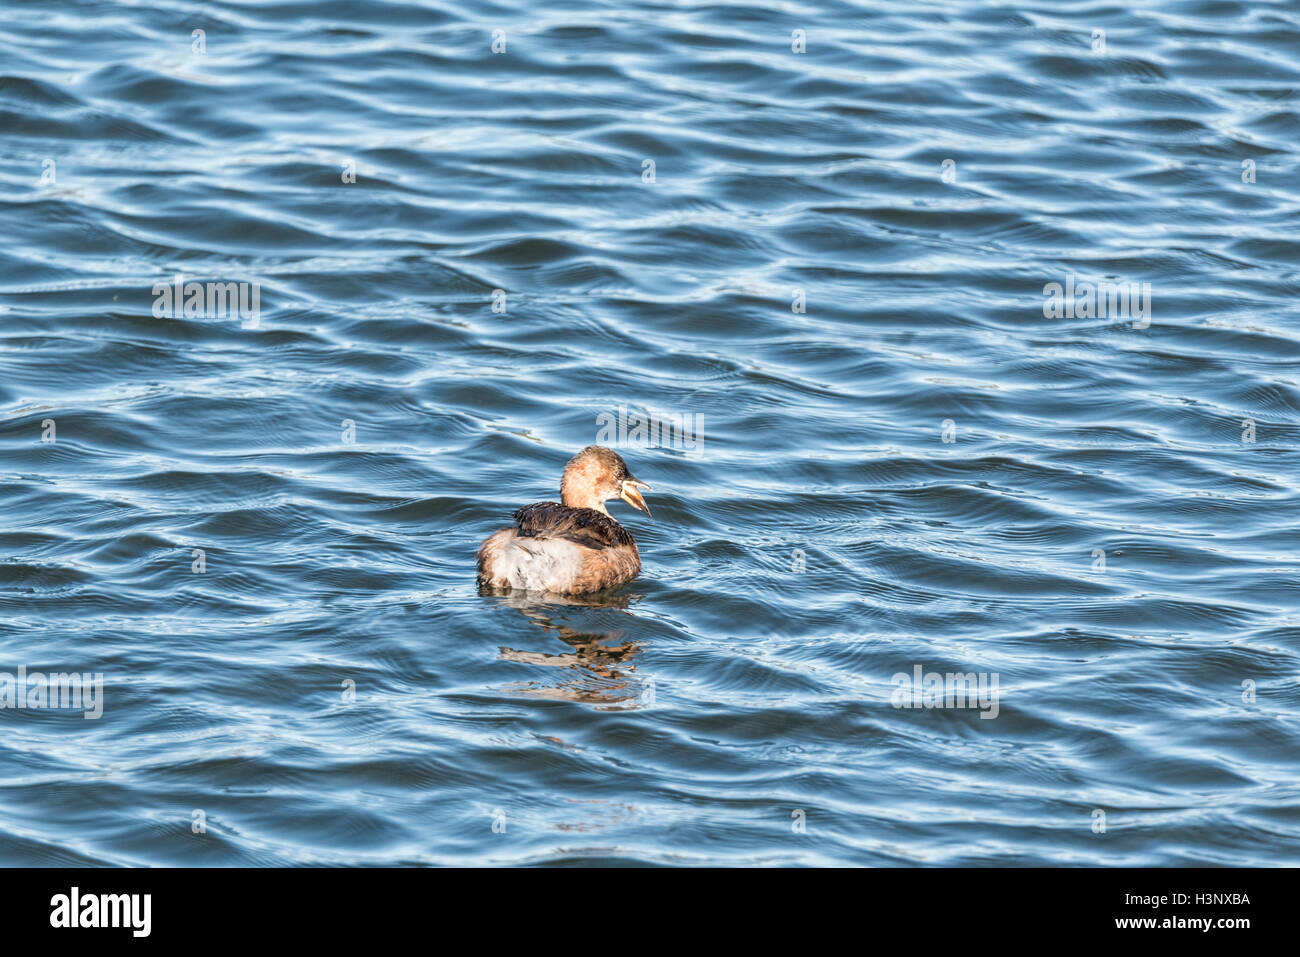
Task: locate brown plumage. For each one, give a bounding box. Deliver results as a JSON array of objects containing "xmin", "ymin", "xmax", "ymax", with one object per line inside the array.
[{"xmin": 477, "ymin": 446, "xmax": 653, "ymax": 595}]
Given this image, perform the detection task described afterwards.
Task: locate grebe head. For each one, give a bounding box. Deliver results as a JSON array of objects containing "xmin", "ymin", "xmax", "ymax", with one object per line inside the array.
[{"xmin": 559, "ymin": 445, "xmax": 652, "ymax": 518}]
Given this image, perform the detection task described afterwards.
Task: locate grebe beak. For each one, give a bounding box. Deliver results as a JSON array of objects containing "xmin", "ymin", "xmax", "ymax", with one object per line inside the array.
[{"xmin": 618, "ymin": 478, "xmax": 652, "ymax": 518}]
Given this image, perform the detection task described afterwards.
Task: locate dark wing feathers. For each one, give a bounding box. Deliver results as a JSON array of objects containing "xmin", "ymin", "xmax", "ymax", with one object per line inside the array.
[{"xmin": 513, "ymin": 502, "xmax": 635, "ymax": 549}]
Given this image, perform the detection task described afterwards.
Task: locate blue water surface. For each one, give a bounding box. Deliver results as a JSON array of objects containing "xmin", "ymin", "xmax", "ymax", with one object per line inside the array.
[{"xmin": 1, "ymin": 0, "xmax": 1298, "ymax": 865}]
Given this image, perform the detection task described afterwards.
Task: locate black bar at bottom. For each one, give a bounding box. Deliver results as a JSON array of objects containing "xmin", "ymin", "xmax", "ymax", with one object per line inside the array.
[{"xmin": 3, "ymin": 866, "xmax": 1282, "ymax": 944}]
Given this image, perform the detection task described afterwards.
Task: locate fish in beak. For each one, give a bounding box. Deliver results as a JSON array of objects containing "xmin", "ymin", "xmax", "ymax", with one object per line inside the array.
[{"xmin": 618, "ymin": 478, "xmax": 652, "ymax": 518}]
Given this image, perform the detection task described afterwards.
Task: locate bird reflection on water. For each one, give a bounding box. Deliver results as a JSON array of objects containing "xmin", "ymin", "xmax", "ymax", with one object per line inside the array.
[{"xmin": 483, "ymin": 589, "xmax": 653, "ymax": 710}]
